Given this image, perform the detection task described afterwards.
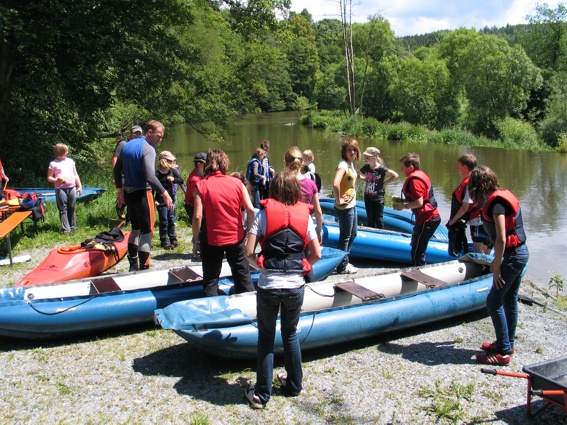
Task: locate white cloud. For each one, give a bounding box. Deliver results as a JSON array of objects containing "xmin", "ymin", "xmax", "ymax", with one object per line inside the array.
[{"xmin": 290, "ymin": 0, "xmax": 563, "ymax": 36}]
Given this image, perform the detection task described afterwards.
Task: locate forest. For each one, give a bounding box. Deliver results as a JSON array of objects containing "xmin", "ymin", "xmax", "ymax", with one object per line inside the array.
[{"xmin": 2, "ymin": 0, "xmax": 567, "ymax": 185}]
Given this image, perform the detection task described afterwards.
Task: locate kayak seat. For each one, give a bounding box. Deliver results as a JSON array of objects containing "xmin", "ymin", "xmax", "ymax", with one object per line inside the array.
[
  {"xmin": 168, "ymin": 266, "xmax": 202, "ymax": 284},
  {"xmin": 400, "ymin": 270, "xmax": 448, "ymax": 288},
  {"xmin": 91, "ymin": 276, "xmax": 121, "ymax": 294},
  {"xmin": 334, "ymin": 280, "xmax": 385, "ymax": 301}
]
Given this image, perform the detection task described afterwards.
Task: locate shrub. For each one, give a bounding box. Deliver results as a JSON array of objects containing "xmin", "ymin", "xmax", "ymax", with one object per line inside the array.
[{"xmin": 497, "ymin": 117, "xmax": 539, "ymax": 150}]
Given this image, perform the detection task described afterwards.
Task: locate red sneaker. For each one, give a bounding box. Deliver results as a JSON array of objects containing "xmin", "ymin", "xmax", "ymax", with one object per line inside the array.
[
  {"xmin": 476, "ymin": 352, "xmax": 511, "ymax": 365},
  {"xmin": 481, "ymin": 341, "xmax": 515, "ymax": 355}
]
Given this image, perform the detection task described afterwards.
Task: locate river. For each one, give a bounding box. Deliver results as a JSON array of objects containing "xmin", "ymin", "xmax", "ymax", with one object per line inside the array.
[{"xmin": 165, "ymin": 111, "xmax": 567, "ymax": 287}]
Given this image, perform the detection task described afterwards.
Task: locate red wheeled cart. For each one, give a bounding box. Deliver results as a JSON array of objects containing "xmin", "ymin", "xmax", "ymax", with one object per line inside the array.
[{"xmin": 482, "ymin": 355, "xmax": 567, "ymax": 416}]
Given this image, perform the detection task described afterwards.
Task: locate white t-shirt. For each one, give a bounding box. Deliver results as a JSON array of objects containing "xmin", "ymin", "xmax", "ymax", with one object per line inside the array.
[{"xmin": 250, "ymin": 209, "xmax": 317, "ymax": 290}]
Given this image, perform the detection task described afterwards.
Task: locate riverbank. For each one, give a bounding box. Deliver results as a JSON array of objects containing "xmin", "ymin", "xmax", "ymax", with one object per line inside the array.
[{"xmin": 1, "ymin": 229, "xmax": 566, "ymax": 424}]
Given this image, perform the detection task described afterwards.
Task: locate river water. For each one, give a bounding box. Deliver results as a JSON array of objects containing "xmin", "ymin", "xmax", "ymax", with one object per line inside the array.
[{"xmin": 165, "ymin": 111, "xmax": 567, "ymax": 287}]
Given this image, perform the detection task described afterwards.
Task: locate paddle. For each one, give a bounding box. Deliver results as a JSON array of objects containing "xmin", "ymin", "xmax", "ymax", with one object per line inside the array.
[{"xmin": 518, "ymin": 293, "xmax": 567, "ymax": 317}]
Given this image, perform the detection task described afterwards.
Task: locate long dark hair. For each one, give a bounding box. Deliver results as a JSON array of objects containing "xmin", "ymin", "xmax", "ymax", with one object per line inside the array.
[{"xmin": 469, "ymin": 165, "xmax": 500, "ymax": 206}]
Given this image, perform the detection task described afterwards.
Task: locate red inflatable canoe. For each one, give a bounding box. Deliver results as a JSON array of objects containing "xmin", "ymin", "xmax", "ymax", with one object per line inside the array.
[{"xmin": 14, "ymin": 229, "xmax": 130, "ymax": 287}]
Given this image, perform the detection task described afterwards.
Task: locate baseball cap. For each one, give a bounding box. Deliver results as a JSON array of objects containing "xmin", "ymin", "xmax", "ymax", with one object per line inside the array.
[
  {"xmin": 193, "ymin": 152, "xmax": 207, "ymax": 163},
  {"xmin": 363, "ymin": 147, "xmax": 381, "ymax": 157},
  {"xmin": 131, "ymin": 125, "xmax": 143, "ymax": 135}
]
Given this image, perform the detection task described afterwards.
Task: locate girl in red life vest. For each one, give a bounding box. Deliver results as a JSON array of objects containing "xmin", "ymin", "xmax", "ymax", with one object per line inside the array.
[
  {"xmin": 244, "ymin": 170, "xmax": 321, "ymax": 409},
  {"xmin": 469, "ymin": 165, "xmax": 529, "ymax": 366}
]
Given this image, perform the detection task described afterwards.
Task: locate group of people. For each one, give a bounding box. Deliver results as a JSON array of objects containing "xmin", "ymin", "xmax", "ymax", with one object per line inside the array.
[
  {"xmin": 330, "ymin": 139, "xmax": 528, "ymax": 370},
  {"xmin": 110, "ymin": 123, "xmax": 527, "ymax": 408}
]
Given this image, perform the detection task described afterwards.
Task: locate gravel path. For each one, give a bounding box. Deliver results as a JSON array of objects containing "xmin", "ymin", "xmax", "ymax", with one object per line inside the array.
[{"xmin": 1, "ymin": 233, "xmax": 566, "ymax": 424}]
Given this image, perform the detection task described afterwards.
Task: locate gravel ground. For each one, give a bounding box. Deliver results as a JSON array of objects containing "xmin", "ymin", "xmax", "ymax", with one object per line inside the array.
[{"xmin": 1, "ymin": 230, "xmax": 566, "ymax": 424}]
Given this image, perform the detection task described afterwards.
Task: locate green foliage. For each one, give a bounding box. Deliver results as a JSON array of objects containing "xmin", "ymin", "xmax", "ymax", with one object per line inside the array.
[
  {"xmin": 361, "ymin": 117, "xmax": 388, "ymax": 138},
  {"xmin": 558, "ymin": 134, "xmax": 567, "ymax": 152},
  {"xmin": 418, "ymin": 380, "xmax": 475, "ymax": 424},
  {"xmin": 496, "ymin": 117, "xmax": 539, "ymax": 149},
  {"xmin": 387, "ymin": 122, "xmax": 428, "ymax": 141},
  {"xmin": 548, "ymin": 271, "xmax": 566, "ymax": 299}
]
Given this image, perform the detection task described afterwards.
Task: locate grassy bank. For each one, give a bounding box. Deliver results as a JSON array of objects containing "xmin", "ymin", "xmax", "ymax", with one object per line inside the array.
[{"xmin": 300, "ymin": 111, "xmax": 559, "ymax": 152}]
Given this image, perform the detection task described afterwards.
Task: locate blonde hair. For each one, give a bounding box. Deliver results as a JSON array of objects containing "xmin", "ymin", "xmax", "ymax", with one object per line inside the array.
[
  {"xmin": 284, "ymin": 146, "xmax": 303, "ymax": 173},
  {"xmin": 158, "ymin": 151, "xmax": 176, "ymax": 169},
  {"xmin": 54, "ymin": 143, "xmax": 69, "ymax": 158},
  {"xmin": 303, "ymin": 149, "xmax": 314, "ymax": 162}
]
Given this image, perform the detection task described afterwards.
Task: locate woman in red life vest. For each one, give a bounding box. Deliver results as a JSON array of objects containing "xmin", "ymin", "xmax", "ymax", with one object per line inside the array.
[
  {"xmin": 469, "ymin": 165, "xmax": 529, "ymax": 366},
  {"xmin": 244, "ymin": 170, "xmax": 321, "ymax": 409}
]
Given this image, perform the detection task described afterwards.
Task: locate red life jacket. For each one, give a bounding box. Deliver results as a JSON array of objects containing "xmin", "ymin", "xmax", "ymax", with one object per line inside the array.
[
  {"xmin": 450, "ymin": 176, "xmax": 480, "ymax": 221},
  {"xmin": 257, "ymin": 198, "xmax": 313, "ymax": 274},
  {"xmin": 481, "ymin": 189, "xmax": 526, "ymax": 249}
]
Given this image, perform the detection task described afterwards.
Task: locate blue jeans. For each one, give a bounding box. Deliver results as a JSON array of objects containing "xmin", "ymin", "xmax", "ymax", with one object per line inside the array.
[
  {"xmin": 335, "ymin": 206, "xmax": 357, "ymax": 271},
  {"xmin": 157, "ymin": 204, "xmax": 177, "ymax": 243},
  {"xmin": 250, "ymin": 183, "xmax": 261, "ymax": 208},
  {"xmin": 486, "ymin": 244, "xmax": 529, "ymax": 354},
  {"xmin": 411, "ymin": 217, "xmax": 441, "ymax": 266},
  {"xmin": 255, "ymin": 286, "xmax": 304, "ymax": 405}
]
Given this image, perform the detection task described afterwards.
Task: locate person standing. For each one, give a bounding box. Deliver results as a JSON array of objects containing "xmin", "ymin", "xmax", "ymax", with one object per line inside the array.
[
  {"xmin": 284, "ymin": 146, "xmax": 323, "ymax": 244},
  {"xmin": 469, "ymin": 165, "xmax": 528, "ymax": 366},
  {"xmin": 154, "ymin": 151, "xmax": 184, "ymax": 249},
  {"xmin": 244, "ymin": 170, "xmax": 321, "ymax": 409},
  {"xmin": 447, "ymin": 153, "xmax": 492, "ymax": 254},
  {"xmin": 393, "ymin": 153, "xmax": 441, "ymax": 266},
  {"xmin": 246, "ymin": 147, "xmax": 266, "ymax": 208},
  {"xmin": 114, "ymin": 120, "xmax": 173, "ymax": 271},
  {"xmin": 112, "ymin": 125, "xmax": 143, "ymax": 219},
  {"xmin": 357, "ymin": 147, "xmax": 398, "ymax": 229},
  {"xmin": 260, "ymin": 140, "xmax": 275, "ymax": 200},
  {"xmin": 333, "ymin": 139, "xmax": 361, "ymax": 274},
  {"xmin": 47, "ymin": 143, "xmax": 82, "ymax": 234},
  {"xmin": 183, "ymin": 152, "xmax": 206, "ymax": 225},
  {"xmin": 0, "ymin": 154, "xmax": 8, "ymax": 200},
  {"xmin": 111, "ymin": 125, "xmax": 143, "ymax": 170},
  {"xmin": 192, "ymin": 149, "xmax": 255, "ymax": 297}
]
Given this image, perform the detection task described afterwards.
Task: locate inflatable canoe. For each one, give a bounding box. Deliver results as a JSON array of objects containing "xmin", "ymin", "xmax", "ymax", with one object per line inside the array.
[
  {"xmin": 0, "ymin": 247, "xmax": 345, "ymax": 340},
  {"xmin": 155, "ymin": 254, "xmax": 494, "ymax": 359}
]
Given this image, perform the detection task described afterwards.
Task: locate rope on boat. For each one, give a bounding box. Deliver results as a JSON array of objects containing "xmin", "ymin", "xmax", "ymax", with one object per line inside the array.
[{"xmin": 26, "ymin": 297, "xmax": 96, "ymax": 315}]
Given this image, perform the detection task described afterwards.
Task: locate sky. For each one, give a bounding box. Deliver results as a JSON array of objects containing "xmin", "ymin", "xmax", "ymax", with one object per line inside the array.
[{"xmin": 290, "ymin": 0, "xmax": 563, "ymax": 37}]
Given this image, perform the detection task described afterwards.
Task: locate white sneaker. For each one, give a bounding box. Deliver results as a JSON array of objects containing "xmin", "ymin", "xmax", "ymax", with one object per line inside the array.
[
  {"xmin": 244, "ymin": 386, "xmax": 264, "ymax": 409},
  {"xmin": 339, "ymin": 263, "xmax": 358, "ymax": 274}
]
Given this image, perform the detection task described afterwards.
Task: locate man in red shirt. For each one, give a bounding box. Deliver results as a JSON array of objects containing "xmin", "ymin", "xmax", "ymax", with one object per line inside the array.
[{"xmin": 393, "ymin": 153, "xmax": 441, "ymax": 266}]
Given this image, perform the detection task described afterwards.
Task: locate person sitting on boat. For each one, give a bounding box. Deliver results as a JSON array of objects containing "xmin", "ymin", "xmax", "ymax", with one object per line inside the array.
[
  {"xmin": 447, "ymin": 153, "xmax": 491, "ymax": 255},
  {"xmin": 47, "ymin": 143, "xmax": 83, "ymax": 234},
  {"xmin": 468, "ymin": 165, "xmax": 528, "ymax": 366},
  {"xmin": 244, "ymin": 170, "xmax": 321, "ymax": 409},
  {"xmin": 393, "ymin": 152, "xmax": 441, "ymax": 266}
]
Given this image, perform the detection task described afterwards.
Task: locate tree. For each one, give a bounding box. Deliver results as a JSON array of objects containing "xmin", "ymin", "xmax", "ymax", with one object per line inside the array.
[
  {"xmin": 524, "ymin": 2, "xmax": 567, "ymax": 72},
  {"xmin": 285, "ymin": 12, "xmax": 320, "ymax": 101},
  {"xmin": 339, "ymin": 0, "xmax": 356, "ymax": 115},
  {"xmin": 458, "ymin": 34, "xmax": 542, "ymax": 136}
]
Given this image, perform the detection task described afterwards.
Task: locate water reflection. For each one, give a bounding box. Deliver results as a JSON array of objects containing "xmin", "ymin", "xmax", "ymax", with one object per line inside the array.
[{"xmin": 166, "ymin": 112, "xmax": 567, "ymax": 286}]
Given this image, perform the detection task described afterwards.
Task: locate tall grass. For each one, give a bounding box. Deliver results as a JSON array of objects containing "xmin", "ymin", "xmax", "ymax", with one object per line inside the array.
[{"xmin": 302, "ymin": 111, "xmax": 553, "ymax": 151}]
